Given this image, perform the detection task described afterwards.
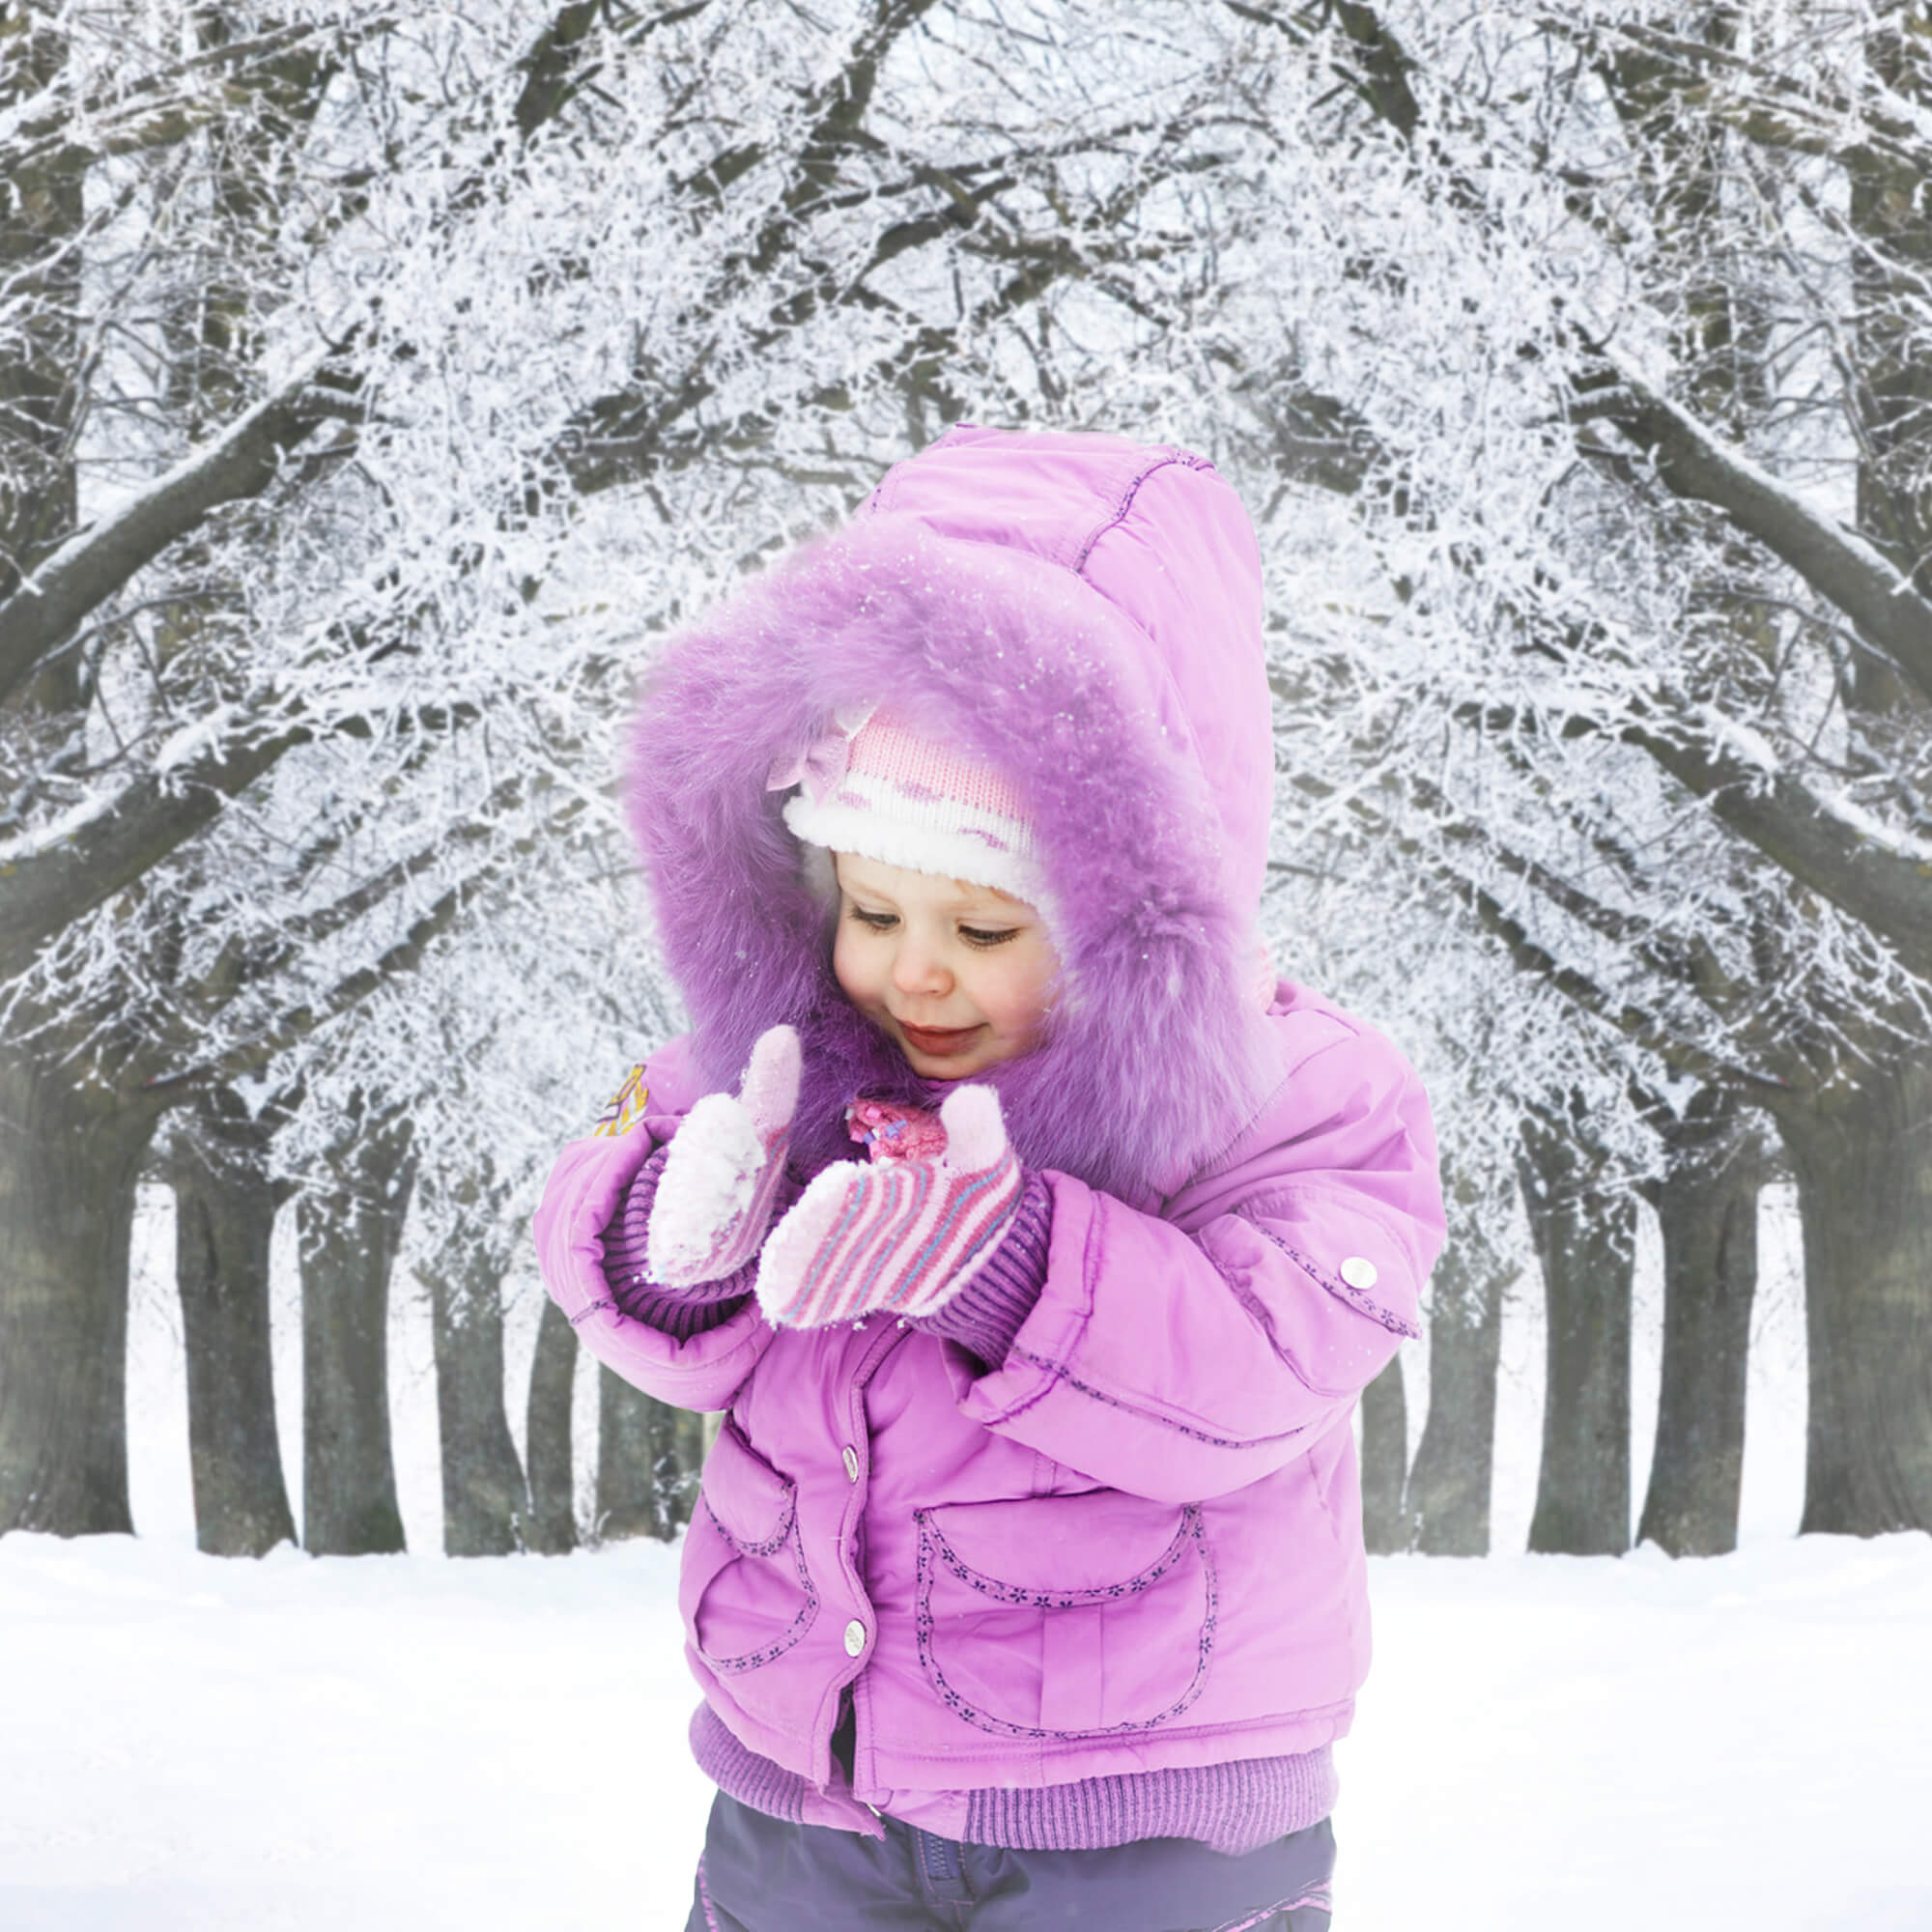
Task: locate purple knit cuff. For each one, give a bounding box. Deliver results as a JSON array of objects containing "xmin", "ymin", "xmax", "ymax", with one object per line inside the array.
[
  {"xmin": 910, "ymin": 1169, "xmax": 1051, "ymax": 1366},
  {"xmin": 691, "ymin": 1702, "xmax": 810, "ymax": 1823},
  {"xmin": 600, "ymin": 1145, "xmax": 760, "ymax": 1340},
  {"xmin": 962, "ymin": 1747, "xmax": 1337, "ymax": 1854}
]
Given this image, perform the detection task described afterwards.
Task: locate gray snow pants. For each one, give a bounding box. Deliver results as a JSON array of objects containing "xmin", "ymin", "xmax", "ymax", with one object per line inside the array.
[{"xmin": 685, "ymin": 1790, "xmax": 1336, "ymax": 1931}]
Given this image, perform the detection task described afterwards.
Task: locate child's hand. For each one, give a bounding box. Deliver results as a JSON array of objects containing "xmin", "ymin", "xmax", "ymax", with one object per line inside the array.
[
  {"xmin": 755, "ymin": 1084, "xmax": 1022, "ymax": 1328},
  {"xmin": 645, "ymin": 1025, "xmax": 800, "ymax": 1288}
]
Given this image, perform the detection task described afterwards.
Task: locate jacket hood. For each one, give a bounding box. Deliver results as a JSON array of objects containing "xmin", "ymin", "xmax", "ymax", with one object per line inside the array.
[{"xmin": 625, "ymin": 425, "xmax": 1279, "ymax": 1202}]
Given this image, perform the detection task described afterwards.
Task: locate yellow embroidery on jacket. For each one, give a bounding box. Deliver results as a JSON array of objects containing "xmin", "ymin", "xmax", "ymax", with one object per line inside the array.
[{"xmin": 592, "ymin": 1065, "xmax": 649, "ymax": 1138}]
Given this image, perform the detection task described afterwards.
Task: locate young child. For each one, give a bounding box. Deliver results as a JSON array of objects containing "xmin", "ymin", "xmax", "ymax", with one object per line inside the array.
[{"xmin": 533, "ymin": 427, "xmax": 1444, "ymax": 1930}]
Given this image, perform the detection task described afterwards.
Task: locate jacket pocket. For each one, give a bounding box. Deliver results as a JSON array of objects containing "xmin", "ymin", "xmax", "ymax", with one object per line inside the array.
[
  {"xmin": 679, "ymin": 1420, "xmax": 818, "ymax": 1674},
  {"xmin": 913, "ymin": 1492, "xmax": 1215, "ymax": 1738}
]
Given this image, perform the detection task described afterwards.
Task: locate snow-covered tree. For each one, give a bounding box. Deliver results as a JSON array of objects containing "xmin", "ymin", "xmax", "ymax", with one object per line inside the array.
[
  {"xmin": 1203, "ymin": 0, "xmax": 1932, "ymax": 1539},
  {"xmin": 0, "ymin": 0, "xmax": 1262, "ymax": 1538}
]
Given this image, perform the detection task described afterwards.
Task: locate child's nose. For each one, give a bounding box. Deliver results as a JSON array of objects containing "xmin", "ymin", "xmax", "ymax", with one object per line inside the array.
[{"xmin": 892, "ymin": 939, "xmax": 950, "ymax": 996}]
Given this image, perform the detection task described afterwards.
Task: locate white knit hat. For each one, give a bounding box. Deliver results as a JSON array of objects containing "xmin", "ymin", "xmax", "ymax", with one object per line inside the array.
[{"xmin": 770, "ymin": 705, "xmax": 1044, "ymax": 901}]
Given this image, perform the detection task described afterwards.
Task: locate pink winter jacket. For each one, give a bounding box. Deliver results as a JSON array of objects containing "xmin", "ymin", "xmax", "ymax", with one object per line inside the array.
[{"xmin": 533, "ymin": 427, "xmax": 1445, "ymax": 1834}]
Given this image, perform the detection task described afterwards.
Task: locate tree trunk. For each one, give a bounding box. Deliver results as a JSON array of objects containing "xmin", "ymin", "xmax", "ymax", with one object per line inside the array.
[
  {"xmin": 0, "ymin": 1036, "xmax": 160, "ymax": 1536},
  {"xmin": 0, "ymin": 25, "xmax": 135, "ymax": 1539},
  {"xmin": 1637, "ymin": 1087, "xmax": 1764, "ymax": 1556},
  {"xmin": 596, "ymin": 1369, "xmax": 703, "ymax": 1543},
  {"xmin": 1405, "ymin": 1228, "xmax": 1510, "ymax": 1556},
  {"xmin": 422, "ymin": 1236, "xmax": 528, "ymax": 1557},
  {"xmin": 1519, "ymin": 1107, "xmax": 1634, "ymax": 1556},
  {"xmin": 0, "ymin": 11, "xmax": 81, "ymax": 614},
  {"xmin": 171, "ymin": 1089, "xmax": 296, "ymax": 1556},
  {"xmin": 298, "ymin": 1109, "xmax": 413, "ymax": 1555},
  {"xmin": 1775, "ymin": 1048, "xmax": 1932, "ymax": 1536},
  {"xmin": 1756, "ymin": 29, "xmax": 1932, "ymax": 1541},
  {"xmin": 1358, "ymin": 1353, "xmax": 1409, "ymax": 1554},
  {"xmin": 525, "ymin": 1295, "xmax": 579, "ymax": 1554}
]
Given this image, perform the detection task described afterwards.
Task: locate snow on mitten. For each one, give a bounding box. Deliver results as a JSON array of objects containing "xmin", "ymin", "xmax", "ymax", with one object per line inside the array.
[
  {"xmin": 645, "ymin": 1025, "xmax": 800, "ymax": 1288},
  {"xmin": 756, "ymin": 1083, "xmax": 1022, "ymax": 1329}
]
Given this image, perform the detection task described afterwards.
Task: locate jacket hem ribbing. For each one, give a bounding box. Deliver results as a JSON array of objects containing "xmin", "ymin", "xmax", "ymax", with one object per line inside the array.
[{"xmin": 689, "ymin": 1700, "xmax": 1335, "ymax": 1855}]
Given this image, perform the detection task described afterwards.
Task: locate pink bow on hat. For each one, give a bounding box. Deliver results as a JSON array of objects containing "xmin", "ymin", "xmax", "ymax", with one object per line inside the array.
[{"xmin": 765, "ymin": 702, "xmax": 877, "ymax": 805}]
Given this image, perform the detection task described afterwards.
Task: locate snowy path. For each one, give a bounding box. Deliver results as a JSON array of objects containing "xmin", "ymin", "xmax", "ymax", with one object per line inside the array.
[{"xmin": 5, "ymin": 1532, "xmax": 1928, "ymax": 1930}]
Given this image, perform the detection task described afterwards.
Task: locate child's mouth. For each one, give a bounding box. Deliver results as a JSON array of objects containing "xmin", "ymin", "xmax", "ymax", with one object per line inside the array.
[{"xmin": 897, "ymin": 1021, "xmax": 983, "ymax": 1058}]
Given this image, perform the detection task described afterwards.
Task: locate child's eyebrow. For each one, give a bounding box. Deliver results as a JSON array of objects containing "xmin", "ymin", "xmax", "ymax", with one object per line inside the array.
[
  {"xmin": 836, "ymin": 866, "xmax": 1032, "ymax": 921},
  {"xmin": 846, "ymin": 893, "xmax": 1016, "ymax": 920},
  {"xmin": 947, "ymin": 898, "xmax": 1026, "ymax": 921}
]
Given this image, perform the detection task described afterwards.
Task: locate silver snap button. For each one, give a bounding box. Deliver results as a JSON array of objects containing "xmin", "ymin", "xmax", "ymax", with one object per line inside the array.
[
  {"xmin": 843, "ymin": 1619, "xmax": 867, "ymax": 1658},
  {"xmin": 841, "ymin": 1445, "xmax": 861, "ymax": 1483},
  {"xmin": 1339, "ymin": 1255, "xmax": 1378, "ymax": 1290}
]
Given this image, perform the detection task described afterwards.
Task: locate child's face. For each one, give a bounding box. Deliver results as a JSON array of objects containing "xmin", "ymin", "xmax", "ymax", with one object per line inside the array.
[{"xmin": 831, "ymin": 852, "xmax": 1059, "ymax": 1081}]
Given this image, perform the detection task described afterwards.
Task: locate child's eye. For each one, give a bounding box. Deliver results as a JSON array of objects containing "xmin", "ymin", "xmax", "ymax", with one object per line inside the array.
[
  {"xmin": 848, "ymin": 907, "xmax": 897, "ymax": 931},
  {"xmin": 959, "ymin": 925, "xmax": 1018, "ymax": 948}
]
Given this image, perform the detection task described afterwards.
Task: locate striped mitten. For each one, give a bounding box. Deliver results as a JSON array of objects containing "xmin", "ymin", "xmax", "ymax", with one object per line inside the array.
[
  {"xmin": 755, "ymin": 1083, "xmax": 1023, "ymax": 1329},
  {"xmin": 645, "ymin": 1025, "xmax": 800, "ymax": 1288}
]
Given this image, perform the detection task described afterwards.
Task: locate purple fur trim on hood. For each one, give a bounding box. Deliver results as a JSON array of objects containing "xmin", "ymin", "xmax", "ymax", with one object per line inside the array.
[{"xmin": 624, "ymin": 427, "xmax": 1280, "ymax": 1203}]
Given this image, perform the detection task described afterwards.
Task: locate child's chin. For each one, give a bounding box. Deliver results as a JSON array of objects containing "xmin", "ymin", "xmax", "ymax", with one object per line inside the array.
[
  {"xmin": 901, "ymin": 1049, "xmax": 983, "ymax": 1081},
  {"xmin": 897, "ymin": 1035, "xmax": 999, "ymax": 1080}
]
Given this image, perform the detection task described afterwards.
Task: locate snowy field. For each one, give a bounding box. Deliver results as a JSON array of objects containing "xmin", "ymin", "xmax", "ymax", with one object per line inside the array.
[
  {"xmin": 4, "ymin": 1187, "xmax": 1931, "ymax": 1929},
  {"xmin": 8, "ymin": 1531, "xmax": 1930, "ymax": 1931}
]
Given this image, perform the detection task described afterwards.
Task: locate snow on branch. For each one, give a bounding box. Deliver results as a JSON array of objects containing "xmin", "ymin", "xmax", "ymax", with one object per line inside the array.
[
  {"xmin": 158, "ymin": 793, "xmax": 576, "ymax": 1101},
  {"xmin": 1622, "ymin": 704, "xmax": 1932, "ymax": 983},
  {"xmin": 0, "ymin": 355, "xmax": 342, "ymax": 708},
  {"xmin": 0, "ymin": 707, "xmax": 311, "ymax": 982},
  {"xmin": 1458, "ymin": 881, "xmax": 1704, "ymax": 1079},
  {"xmin": 1607, "ymin": 359, "xmax": 1932, "ymax": 718},
  {"xmin": 0, "ymin": 18, "xmax": 363, "ymax": 184}
]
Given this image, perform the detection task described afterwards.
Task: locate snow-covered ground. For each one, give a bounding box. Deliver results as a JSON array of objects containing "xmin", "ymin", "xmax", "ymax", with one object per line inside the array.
[
  {"xmin": 5, "ymin": 1186, "xmax": 1929, "ymax": 1929},
  {"xmin": 7, "ymin": 1531, "xmax": 1929, "ymax": 1930}
]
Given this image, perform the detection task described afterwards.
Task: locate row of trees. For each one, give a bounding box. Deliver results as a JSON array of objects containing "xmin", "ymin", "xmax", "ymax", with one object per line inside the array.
[
  {"xmin": 4, "ymin": 0, "xmax": 1929, "ymax": 1557},
  {"xmin": 1246, "ymin": 0, "xmax": 1932, "ymax": 1552},
  {"xmin": 1, "ymin": 0, "xmax": 1264, "ymax": 1550}
]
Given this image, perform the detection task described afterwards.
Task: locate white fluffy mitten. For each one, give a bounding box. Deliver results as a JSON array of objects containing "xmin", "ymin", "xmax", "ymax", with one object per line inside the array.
[{"xmin": 644, "ymin": 1025, "xmax": 800, "ymax": 1287}]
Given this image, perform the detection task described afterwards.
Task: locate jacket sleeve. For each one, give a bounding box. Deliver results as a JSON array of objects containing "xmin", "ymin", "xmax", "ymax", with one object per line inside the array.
[
  {"xmin": 953, "ymin": 1016, "xmax": 1444, "ymax": 1503},
  {"xmin": 529, "ymin": 1042, "xmax": 777, "ymax": 1413}
]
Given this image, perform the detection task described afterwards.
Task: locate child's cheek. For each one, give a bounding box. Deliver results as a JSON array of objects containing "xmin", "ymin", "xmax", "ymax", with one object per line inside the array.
[
  {"xmin": 992, "ymin": 951, "xmax": 1058, "ymax": 1041},
  {"xmin": 830, "ymin": 923, "xmax": 870, "ymax": 1010}
]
